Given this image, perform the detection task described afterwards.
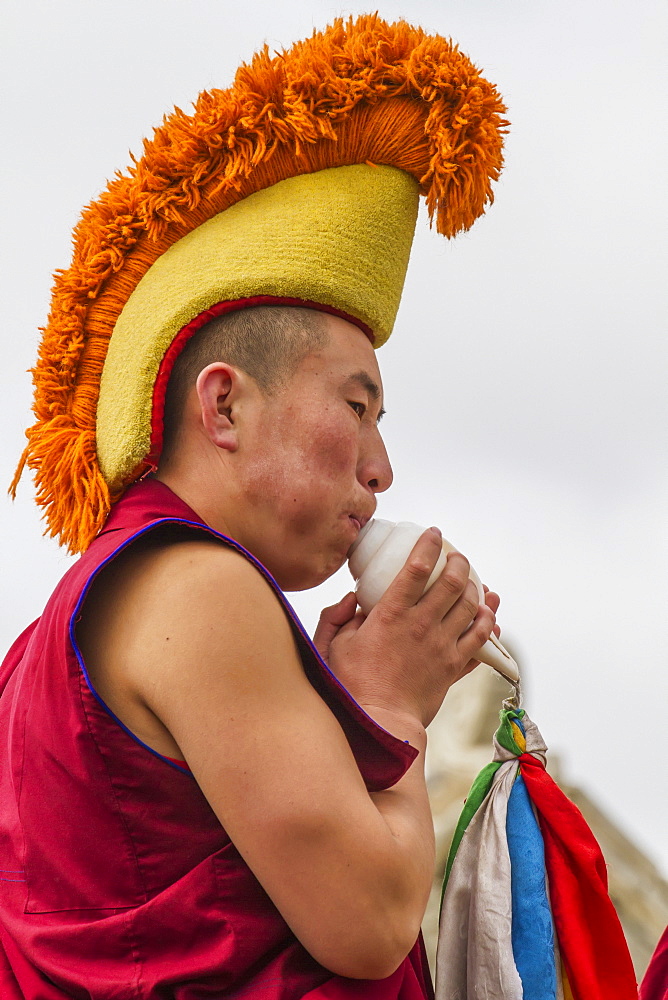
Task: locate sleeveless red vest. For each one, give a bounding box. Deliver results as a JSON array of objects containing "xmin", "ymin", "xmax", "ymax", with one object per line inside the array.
[{"xmin": 0, "ymin": 479, "xmax": 433, "ymax": 999}]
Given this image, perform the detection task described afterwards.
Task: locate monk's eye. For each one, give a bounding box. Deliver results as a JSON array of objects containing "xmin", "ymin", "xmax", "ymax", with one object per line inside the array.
[{"xmin": 348, "ymin": 401, "xmax": 366, "ymax": 418}]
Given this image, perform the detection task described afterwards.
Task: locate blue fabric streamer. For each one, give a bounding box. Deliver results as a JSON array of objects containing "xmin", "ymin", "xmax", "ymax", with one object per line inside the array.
[{"xmin": 506, "ymin": 773, "xmax": 557, "ymax": 1000}]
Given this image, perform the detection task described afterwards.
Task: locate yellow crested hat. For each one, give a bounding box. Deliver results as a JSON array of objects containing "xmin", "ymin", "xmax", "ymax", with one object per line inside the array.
[{"xmin": 12, "ymin": 14, "xmax": 508, "ymax": 553}]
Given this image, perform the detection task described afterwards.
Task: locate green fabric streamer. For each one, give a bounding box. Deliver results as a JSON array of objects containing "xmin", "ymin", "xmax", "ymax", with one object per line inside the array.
[
  {"xmin": 495, "ymin": 707, "xmax": 526, "ymax": 756},
  {"xmin": 441, "ymin": 708, "xmax": 527, "ymax": 895}
]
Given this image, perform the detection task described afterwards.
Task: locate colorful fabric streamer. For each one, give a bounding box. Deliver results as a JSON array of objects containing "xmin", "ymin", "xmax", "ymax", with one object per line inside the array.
[{"xmin": 436, "ymin": 708, "xmax": 638, "ymax": 1000}]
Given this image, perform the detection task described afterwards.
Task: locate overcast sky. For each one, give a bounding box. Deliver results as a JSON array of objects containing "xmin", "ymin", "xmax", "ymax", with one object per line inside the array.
[{"xmin": 1, "ymin": 0, "xmax": 666, "ymax": 876}]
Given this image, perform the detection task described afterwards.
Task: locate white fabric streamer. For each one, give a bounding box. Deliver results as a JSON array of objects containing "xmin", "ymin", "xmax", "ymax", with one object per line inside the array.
[
  {"xmin": 435, "ymin": 711, "xmax": 550, "ymax": 999},
  {"xmin": 436, "ymin": 760, "xmax": 523, "ymax": 1000}
]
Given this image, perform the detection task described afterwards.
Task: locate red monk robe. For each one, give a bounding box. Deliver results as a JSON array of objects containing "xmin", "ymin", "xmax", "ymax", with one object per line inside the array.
[{"xmin": 0, "ymin": 478, "xmax": 432, "ymax": 1000}]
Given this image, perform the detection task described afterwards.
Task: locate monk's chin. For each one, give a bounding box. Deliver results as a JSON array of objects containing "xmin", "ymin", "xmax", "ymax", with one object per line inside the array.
[{"xmin": 280, "ymin": 552, "xmax": 348, "ymax": 593}]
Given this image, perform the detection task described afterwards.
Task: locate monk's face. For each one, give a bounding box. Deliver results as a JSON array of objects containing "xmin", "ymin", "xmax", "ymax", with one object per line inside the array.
[{"xmin": 238, "ymin": 315, "xmax": 393, "ymax": 590}]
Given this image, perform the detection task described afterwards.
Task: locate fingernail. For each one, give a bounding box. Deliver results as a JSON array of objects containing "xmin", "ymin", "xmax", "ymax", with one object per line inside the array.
[{"xmin": 429, "ymin": 526, "xmax": 442, "ymax": 538}]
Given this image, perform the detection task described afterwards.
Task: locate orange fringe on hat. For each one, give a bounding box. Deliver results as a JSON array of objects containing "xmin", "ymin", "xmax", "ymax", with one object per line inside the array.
[{"xmin": 11, "ymin": 13, "xmax": 508, "ymax": 554}]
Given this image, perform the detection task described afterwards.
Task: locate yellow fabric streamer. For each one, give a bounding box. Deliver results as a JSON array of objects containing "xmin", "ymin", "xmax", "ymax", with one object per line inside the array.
[{"xmin": 510, "ymin": 721, "xmax": 527, "ymax": 752}]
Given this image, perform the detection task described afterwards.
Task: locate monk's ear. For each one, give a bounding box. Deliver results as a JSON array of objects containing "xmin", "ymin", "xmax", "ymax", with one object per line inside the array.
[{"xmin": 195, "ymin": 362, "xmax": 244, "ymax": 452}]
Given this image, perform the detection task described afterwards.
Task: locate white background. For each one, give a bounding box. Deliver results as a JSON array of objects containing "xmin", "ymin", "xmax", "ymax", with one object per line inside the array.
[{"xmin": 1, "ymin": 0, "xmax": 666, "ymax": 874}]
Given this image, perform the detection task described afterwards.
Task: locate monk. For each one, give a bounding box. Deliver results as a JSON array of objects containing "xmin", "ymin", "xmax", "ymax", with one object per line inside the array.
[
  {"xmin": 1, "ymin": 17, "xmax": 509, "ymax": 996},
  {"xmin": 0, "ymin": 306, "xmax": 499, "ymax": 998},
  {"xmin": 78, "ymin": 305, "xmax": 498, "ymax": 983}
]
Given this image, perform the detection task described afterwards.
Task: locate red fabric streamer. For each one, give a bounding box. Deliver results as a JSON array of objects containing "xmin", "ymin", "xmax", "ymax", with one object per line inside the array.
[
  {"xmin": 640, "ymin": 926, "xmax": 668, "ymax": 1000},
  {"xmin": 519, "ymin": 753, "xmax": 638, "ymax": 1000}
]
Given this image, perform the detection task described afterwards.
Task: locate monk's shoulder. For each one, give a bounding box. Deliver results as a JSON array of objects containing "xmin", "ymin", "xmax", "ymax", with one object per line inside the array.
[
  {"xmin": 89, "ymin": 529, "xmax": 274, "ymax": 607},
  {"xmin": 76, "ymin": 532, "xmax": 301, "ymax": 758},
  {"xmin": 78, "ymin": 533, "xmax": 296, "ymax": 686},
  {"xmin": 140, "ymin": 536, "xmax": 290, "ymax": 630}
]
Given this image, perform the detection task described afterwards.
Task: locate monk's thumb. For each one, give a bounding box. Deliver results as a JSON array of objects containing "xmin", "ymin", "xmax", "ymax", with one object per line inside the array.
[{"xmin": 319, "ymin": 592, "xmax": 357, "ymax": 628}]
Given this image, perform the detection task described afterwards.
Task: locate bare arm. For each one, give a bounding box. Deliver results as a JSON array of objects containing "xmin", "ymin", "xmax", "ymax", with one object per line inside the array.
[{"xmin": 111, "ymin": 532, "xmax": 494, "ymax": 979}]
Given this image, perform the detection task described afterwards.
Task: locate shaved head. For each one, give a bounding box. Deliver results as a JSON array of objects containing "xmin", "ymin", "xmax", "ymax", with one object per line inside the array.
[{"xmin": 161, "ymin": 305, "xmax": 330, "ymax": 460}]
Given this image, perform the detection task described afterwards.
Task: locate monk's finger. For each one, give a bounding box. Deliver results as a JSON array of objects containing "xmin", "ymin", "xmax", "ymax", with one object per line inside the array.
[{"xmin": 380, "ymin": 528, "xmax": 445, "ymax": 610}]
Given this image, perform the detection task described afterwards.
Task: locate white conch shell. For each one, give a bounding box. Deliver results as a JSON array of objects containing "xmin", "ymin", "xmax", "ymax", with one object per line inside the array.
[{"xmin": 348, "ymin": 519, "xmax": 519, "ymax": 684}]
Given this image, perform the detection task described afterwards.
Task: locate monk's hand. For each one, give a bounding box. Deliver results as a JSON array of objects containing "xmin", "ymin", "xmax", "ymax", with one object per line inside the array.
[
  {"xmin": 461, "ymin": 584, "xmax": 501, "ymax": 672},
  {"xmin": 325, "ymin": 528, "xmax": 496, "ymax": 730},
  {"xmin": 483, "ymin": 585, "xmax": 502, "ymax": 638},
  {"xmin": 313, "ymin": 592, "xmax": 359, "ymax": 663}
]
